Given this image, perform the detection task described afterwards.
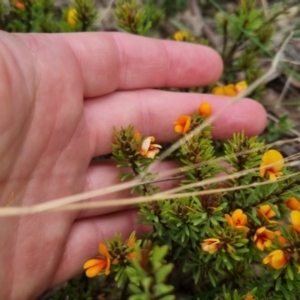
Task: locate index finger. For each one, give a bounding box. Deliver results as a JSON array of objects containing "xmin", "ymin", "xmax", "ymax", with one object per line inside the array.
[{"xmin": 21, "ymin": 32, "xmax": 223, "ymax": 98}]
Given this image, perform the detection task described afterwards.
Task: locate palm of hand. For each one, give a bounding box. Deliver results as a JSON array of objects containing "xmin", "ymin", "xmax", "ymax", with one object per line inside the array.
[{"xmin": 0, "ymin": 32, "xmax": 266, "ymax": 299}]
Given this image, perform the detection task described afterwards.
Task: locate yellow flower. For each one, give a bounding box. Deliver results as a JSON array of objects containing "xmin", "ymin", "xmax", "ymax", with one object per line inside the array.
[
  {"xmin": 225, "ymin": 209, "xmax": 249, "ymax": 232},
  {"xmin": 286, "ymin": 197, "xmax": 300, "ymax": 210},
  {"xmin": 174, "ymin": 115, "xmax": 191, "ymax": 134},
  {"xmin": 173, "ymin": 31, "xmax": 191, "ymax": 41},
  {"xmin": 201, "ymin": 238, "xmax": 222, "ymax": 254},
  {"xmin": 290, "ymin": 210, "xmax": 300, "ymax": 234},
  {"xmin": 67, "ymin": 8, "xmax": 78, "ymax": 26},
  {"xmin": 235, "ymin": 81, "xmax": 248, "ymax": 93},
  {"xmin": 257, "ymin": 204, "xmax": 276, "ymax": 220},
  {"xmin": 212, "ymin": 84, "xmax": 236, "ymax": 96},
  {"xmin": 260, "ymin": 149, "xmax": 284, "ymax": 180},
  {"xmin": 83, "ymin": 243, "xmax": 111, "ymax": 277},
  {"xmin": 198, "ymin": 102, "xmax": 212, "ymax": 118},
  {"xmin": 14, "ymin": 0, "xmax": 25, "ymax": 10},
  {"xmin": 212, "ymin": 81, "xmax": 248, "ymax": 97},
  {"xmin": 253, "ymin": 227, "xmax": 276, "ymax": 251},
  {"xmin": 138, "ymin": 136, "xmax": 161, "ymax": 159},
  {"xmin": 263, "ymin": 249, "xmax": 289, "ymax": 270}
]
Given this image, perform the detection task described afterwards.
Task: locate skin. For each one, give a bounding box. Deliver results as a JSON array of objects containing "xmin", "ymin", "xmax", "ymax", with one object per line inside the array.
[{"xmin": 0, "ymin": 31, "xmax": 267, "ymax": 299}]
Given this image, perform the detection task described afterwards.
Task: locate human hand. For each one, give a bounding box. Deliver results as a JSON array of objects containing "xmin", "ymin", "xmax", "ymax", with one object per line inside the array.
[{"xmin": 0, "ymin": 31, "xmax": 266, "ymax": 299}]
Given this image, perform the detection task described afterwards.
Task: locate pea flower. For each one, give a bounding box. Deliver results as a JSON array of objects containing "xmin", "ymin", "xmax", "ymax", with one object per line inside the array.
[
  {"xmin": 133, "ymin": 131, "xmax": 141, "ymax": 141},
  {"xmin": 174, "ymin": 115, "xmax": 191, "ymax": 134},
  {"xmin": 253, "ymin": 227, "xmax": 276, "ymax": 251},
  {"xmin": 225, "ymin": 209, "xmax": 249, "ymax": 232},
  {"xmin": 126, "ymin": 237, "xmax": 137, "ymax": 260},
  {"xmin": 67, "ymin": 8, "xmax": 78, "ymax": 26},
  {"xmin": 286, "ymin": 197, "xmax": 300, "ymax": 210},
  {"xmin": 173, "ymin": 31, "xmax": 192, "ymax": 41},
  {"xmin": 212, "ymin": 81, "xmax": 248, "ymax": 96},
  {"xmin": 234, "ymin": 81, "xmax": 248, "ymax": 93},
  {"xmin": 290, "ymin": 210, "xmax": 300, "ymax": 234},
  {"xmin": 83, "ymin": 243, "xmax": 111, "ymax": 277},
  {"xmin": 14, "ymin": 0, "xmax": 25, "ymax": 10},
  {"xmin": 260, "ymin": 149, "xmax": 284, "ymax": 180},
  {"xmin": 138, "ymin": 136, "xmax": 161, "ymax": 159},
  {"xmin": 201, "ymin": 238, "xmax": 222, "ymax": 254},
  {"xmin": 276, "ymin": 233, "xmax": 289, "ymax": 246},
  {"xmin": 263, "ymin": 249, "xmax": 289, "ymax": 270},
  {"xmin": 257, "ymin": 204, "xmax": 276, "ymax": 220},
  {"xmin": 198, "ymin": 102, "xmax": 212, "ymax": 118}
]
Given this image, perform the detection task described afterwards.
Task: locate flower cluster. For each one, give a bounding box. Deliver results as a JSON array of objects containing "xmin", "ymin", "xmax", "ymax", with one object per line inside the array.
[
  {"xmin": 212, "ymin": 81, "xmax": 248, "ymax": 96},
  {"xmin": 86, "ymin": 100, "xmax": 300, "ymax": 299},
  {"xmin": 174, "ymin": 101, "xmax": 212, "ymax": 135}
]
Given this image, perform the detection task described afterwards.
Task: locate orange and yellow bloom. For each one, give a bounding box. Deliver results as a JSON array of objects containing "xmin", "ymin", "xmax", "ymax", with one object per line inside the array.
[
  {"xmin": 286, "ymin": 197, "xmax": 300, "ymax": 210},
  {"xmin": 290, "ymin": 210, "xmax": 300, "ymax": 234},
  {"xmin": 260, "ymin": 149, "xmax": 284, "ymax": 180},
  {"xmin": 13, "ymin": 0, "xmax": 25, "ymax": 10},
  {"xmin": 253, "ymin": 227, "xmax": 276, "ymax": 251},
  {"xmin": 173, "ymin": 31, "xmax": 193, "ymax": 42},
  {"xmin": 174, "ymin": 115, "xmax": 191, "ymax": 134},
  {"xmin": 201, "ymin": 238, "xmax": 222, "ymax": 254},
  {"xmin": 138, "ymin": 136, "xmax": 161, "ymax": 159},
  {"xmin": 257, "ymin": 204, "xmax": 276, "ymax": 220},
  {"xmin": 198, "ymin": 102, "xmax": 212, "ymax": 118},
  {"xmin": 212, "ymin": 81, "xmax": 248, "ymax": 97},
  {"xmin": 67, "ymin": 8, "xmax": 78, "ymax": 26},
  {"xmin": 126, "ymin": 237, "xmax": 137, "ymax": 259},
  {"xmin": 263, "ymin": 249, "xmax": 289, "ymax": 270},
  {"xmin": 225, "ymin": 209, "xmax": 249, "ymax": 232},
  {"xmin": 83, "ymin": 243, "xmax": 111, "ymax": 277}
]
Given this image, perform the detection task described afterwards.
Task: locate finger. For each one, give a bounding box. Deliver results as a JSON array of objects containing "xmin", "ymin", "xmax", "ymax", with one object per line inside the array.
[
  {"xmin": 51, "ymin": 209, "xmax": 149, "ymax": 287},
  {"xmin": 85, "ymin": 89, "xmax": 267, "ymax": 157},
  {"xmin": 18, "ymin": 32, "xmax": 223, "ymax": 98},
  {"xmin": 78, "ymin": 160, "xmax": 179, "ymax": 219}
]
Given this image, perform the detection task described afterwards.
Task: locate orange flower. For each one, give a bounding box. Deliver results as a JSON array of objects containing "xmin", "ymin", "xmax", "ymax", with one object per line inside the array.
[
  {"xmin": 263, "ymin": 249, "xmax": 289, "ymax": 270},
  {"xmin": 277, "ymin": 234, "xmax": 289, "ymax": 246},
  {"xmin": 244, "ymin": 295, "xmax": 253, "ymax": 300},
  {"xmin": 253, "ymin": 227, "xmax": 276, "ymax": 251},
  {"xmin": 67, "ymin": 8, "xmax": 78, "ymax": 26},
  {"xmin": 212, "ymin": 84, "xmax": 236, "ymax": 96},
  {"xmin": 134, "ymin": 131, "xmax": 141, "ymax": 140},
  {"xmin": 14, "ymin": 0, "xmax": 25, "ymax": 9},
  {"xmin": 286, "ymin": 197, "xmax": 300, "ymax": 210},
  {"xmin": 212, "ymin": 81, "xmax": 248, "ymax": 96},
  {"xmin": 127, "ymin": 237, "xmax": 136, "ymax": 259},
  {"xmin": 201, "ymin": 238, "xmax": 222, "ymax": 254},
  {"xmin": 83, "ymin": 243, "xmax": 111, "ymax": 277},
  {"xmin": 174, "ymin": 115, "xmax": 191, "ymax": 134},
  {"xmin": 260, "ymin": 149, "xmax": 284, "ymax": 180},
  {"xmin": 225, "ymin": 209, "xmax": 249, "ymax": 232},
  {"xmin": 290, "ymin": 210, "xmax": 300, "ymax": 234},
  {"xmin": 198, "ymin": 102, "xmax": 212, "ymax": 117},
  {"xmin": 138, "ymin": 136, "xmax": 161, "ymax": 159},
  {"xmin": 257, "ymin": 204, "xmax": 276, "ymax": 220}
]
